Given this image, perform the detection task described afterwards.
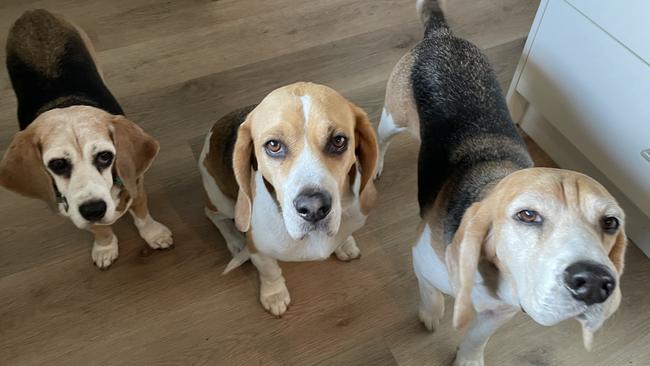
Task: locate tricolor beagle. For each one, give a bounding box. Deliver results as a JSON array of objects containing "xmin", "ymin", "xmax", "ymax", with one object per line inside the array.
[
  {"xmin": 376, "ymin": 1, "xmax": 627, "ymax": 365},
  {"xmin": 199, "ymin": 82, "xmax": 378, "ymax": 316},
  {"xmin": 0, "ymin": 10, "xmax": 173, "ymax": 269}
]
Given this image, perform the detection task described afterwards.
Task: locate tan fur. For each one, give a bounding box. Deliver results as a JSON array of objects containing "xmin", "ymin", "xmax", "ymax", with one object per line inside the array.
[
  {"xmin": 110, "ymin": 115, "xmax": 159, "ymax": 199},
  {"xmin": 0, "ymin": 128, "xmax": 57, "ymax": 207},
  {"xmin": 384, "ymin": 52, "xmax": 420, "ymax": 137},
  {"xmin": 442, "ymin": 168, "xmax": 627, "ymax": 329},
  {"xmin": 232, "ymin": 82, "xmax": 378, "ymax": 230}
]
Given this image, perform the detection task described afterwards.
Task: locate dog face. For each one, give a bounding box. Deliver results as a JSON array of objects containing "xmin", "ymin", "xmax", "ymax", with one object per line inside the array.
[
  {"xmin": 232, "ymin": 82, "xmax": 378, "ymax": 240},
  {"xmin": 447, "ymin": 168, "xmax": 626, "ymax": 346},
  {"xmin": 0, "ymin": 106, "xmax": 159, "ymax": 229}
]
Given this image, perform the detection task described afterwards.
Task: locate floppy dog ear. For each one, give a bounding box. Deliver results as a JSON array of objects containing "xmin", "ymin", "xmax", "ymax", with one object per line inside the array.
[
  {"xmin": 446, "ymin": 202, "xmax": 492, "ymax": 329},
  {"xmin": 350, "ymin": 103, "xmax": 379, "ymax": 215},
  {"xmin": 0, "ymin": 129, "xmax": 56, "ymax": 207},
  {"xmin": 609, "ymin": 226, "xmax": 627, "ymax": 274},
  {"xmin": 111, "ymin": 116, "xmax": 159, "ymax": 196},
  {"xmin": 232, "ymin": 119, "xmax": 255, "ymax": 232}
]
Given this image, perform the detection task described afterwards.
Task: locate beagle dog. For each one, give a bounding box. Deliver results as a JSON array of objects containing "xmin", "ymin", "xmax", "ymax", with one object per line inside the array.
[
  {"xmin": 199, "ymin": 82, "xmax": 378, "ymax": 316},
  {"xmin": 0, "ymin": 10, "xmax": 173, "ymax": 269},
  {"xmin": 376, "ymin": 1, "xmax": 627, "ymax": 365}
]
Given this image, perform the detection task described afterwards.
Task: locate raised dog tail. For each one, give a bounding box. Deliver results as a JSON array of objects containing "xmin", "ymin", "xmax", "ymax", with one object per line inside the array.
[{"xmin": 416, "ymin": 0, "xmax": 450, "ymax": 36}]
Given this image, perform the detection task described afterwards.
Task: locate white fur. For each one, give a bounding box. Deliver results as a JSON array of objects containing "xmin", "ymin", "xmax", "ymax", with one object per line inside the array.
[
  {"xmin": 280, "ymin": 140, "xmax": 342, "ymax": 241},
  {"xmin": 131, "ymin": 213, "xmax": 173, "ymax": 249},
  {"xmin": 413, "ymin": 191, "xmax": 624, "ymax": 365},
  {"xmin": 252, "ymin": 168, "xmax": 365, "ymax": 261},
  {"xmin": 91, "ymin": 234, "xmax": 118, "ymax": 269},
  {"xmin": 300, "ymin": 95, "xmax": 311, "ymax": 124},
  {"xmin": 375, "ymin": 107, "xmax": 406, "ymax": 178}
]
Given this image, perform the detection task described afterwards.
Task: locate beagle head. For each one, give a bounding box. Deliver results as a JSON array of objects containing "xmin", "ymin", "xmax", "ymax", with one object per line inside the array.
[
  {"xmin": 232, "ymin": 82, "xmax": 378, "ymax": 240},
  {"xmin": 447, "ymin": 168, "xmax": 626, "ymax": 348},
  {"xmin": 0, "ymin": 106, "xmax": 158, "ymax": 229}
]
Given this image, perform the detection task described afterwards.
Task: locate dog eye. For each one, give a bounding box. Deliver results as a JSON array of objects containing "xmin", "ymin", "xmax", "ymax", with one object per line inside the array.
[
  {"xmin": 47, "ymin": 158, "xmax": 72, "ymax": 176},
  {"xmin": 264, "ymin": 140, "xmax": 285, "ymax": 157},
  {"xmin": 601, "ymin": 216, "xmax": 620, "ymax": 234},
  {"xmin": 95, "ymin": 151, "xmax": 114, "ymax": 168},
  {"xmin": 515, "ymin": 209, "xmax": 543, "ymax": 224},
  {"xmin": 327, "ymin": 135, "xmax": 348, "ymax": 154}
]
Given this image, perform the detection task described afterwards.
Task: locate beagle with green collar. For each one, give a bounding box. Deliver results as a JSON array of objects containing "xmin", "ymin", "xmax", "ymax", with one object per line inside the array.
[
  {"xmin": 376, "ymin": 1, "xmax": 627, "ymax": 365},
  {"xmin": 199, "ymin": 82, "xmax": 379, "ymax": 316},
  {"xmin": 0, "ymin": 10, "xmax": 172, "ymax": 269}
]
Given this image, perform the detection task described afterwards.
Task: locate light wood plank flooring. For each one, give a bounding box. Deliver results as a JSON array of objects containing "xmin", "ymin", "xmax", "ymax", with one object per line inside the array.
[{"xmin": 1, "ymin": 0, "xmax": 648, "ymax": 365}]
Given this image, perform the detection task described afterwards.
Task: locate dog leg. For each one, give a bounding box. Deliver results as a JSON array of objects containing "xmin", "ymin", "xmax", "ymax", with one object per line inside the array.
[
  {"xmin": 375, "ymin": 107, "xmax": 406, "ymax": 179},
  {"xmin": 334, "ymin": 235, "xmax": 361, "ymax": 261},
  {"xmin": 205, "ymin": 207, "xmax": 245, "ymax": 256},
  {"xmin": 129, "ymin": 181, "xmax": 173, "ymax": 249},
  {"xmin": 417, "ymin": 276, "xmax": 445, "ymax": 332},
  {"xmin": 89, "ymin": 225, "xmax": 118, "ymax": 269},
  {"xmin": 453, "ymin": 307, "xmax": 518, "ymax": 366},
  {"xmin": 251, "ymin": 253, "xmax": 290, "ymax": 317}
]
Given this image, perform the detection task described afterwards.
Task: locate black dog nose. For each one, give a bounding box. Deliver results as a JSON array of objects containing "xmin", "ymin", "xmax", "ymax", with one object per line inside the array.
[
  {"xmin": 79, "ymin": 200, "xmax": 107, "ymax": 221},
  {"xmin": 293, "ymin": 189, "xmax": 332, "ymax": 223},
  {"xmin": 564, "ymin": 261, "xmax": 616, "ymax": 305}
]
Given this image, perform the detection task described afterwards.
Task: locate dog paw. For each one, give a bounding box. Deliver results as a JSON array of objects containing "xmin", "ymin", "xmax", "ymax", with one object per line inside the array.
[
  {"xmin": 419, "ymin": 305, "xmax": 441, "ymax": 332},
  {"xmin": 260, "ymin": 280, "xmax": 291, "ymax": 317},
  {"xmin": 139, "ymin": 220, "xmax": 174, "ymax": 249},
  {"xmin": 374, "ymin": 158, "xmax": 385, "ymax": 180},
  {"xmin": 335, "ymin": 236, "xmax": 361, "ymax": 261},
  {"xmin": 92, "ymin": 236, "xmax": 119, "ymax": 269}
]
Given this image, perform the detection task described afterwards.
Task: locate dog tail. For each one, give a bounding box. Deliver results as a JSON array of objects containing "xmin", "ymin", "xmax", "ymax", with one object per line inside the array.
[
  {"xmin": 222, "ymin": 247, "xmax": 251, "ymax": 275},
  {"xmin": 416, "ymin": 0, "xmax": 450, "ymax": 36}
]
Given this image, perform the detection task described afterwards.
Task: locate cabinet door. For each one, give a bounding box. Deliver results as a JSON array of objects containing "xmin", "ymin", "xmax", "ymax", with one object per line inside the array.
[
  {"xmin": 567, "ymin": 0, "xmax": 650, "ymax": 63},
  {"xmin": 516, "ymin": 0, "xmax": 650, "ymax": 217}
]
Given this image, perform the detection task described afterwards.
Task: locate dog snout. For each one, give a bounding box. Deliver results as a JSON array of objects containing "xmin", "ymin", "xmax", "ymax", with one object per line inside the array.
[
  {"xmin": 78, "ymin": 200, "xmax": 107, "ymax": 222},
  {"xmin": 563, "ymin": 261, "xmax": 616, "ymax": 305},
  {"xmin": 293, "ymin": 189, "xmax": 332, "ymax": 223}
]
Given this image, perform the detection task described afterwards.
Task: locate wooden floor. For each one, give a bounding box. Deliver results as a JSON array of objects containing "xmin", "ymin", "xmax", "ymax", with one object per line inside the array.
[{"xmin": 1, "ymin": 0, "xmax": 649, "ymax": 365}]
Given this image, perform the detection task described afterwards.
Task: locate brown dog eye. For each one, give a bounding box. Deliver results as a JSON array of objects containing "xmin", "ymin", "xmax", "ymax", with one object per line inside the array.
[
  {"xmin": 515, "ymin": 209, "xmax": 543, "ymax": 224},
  {"xmin": 48, "ymin": 158, "xmax": 72, "ymax": 176},
  {"xmin": 264, "ymin": 140, "xmax": 285, "ymax": 157},
  {"xmin": 95, "ymin": 151, "xmax": 114, "ymax": 168},
  {"xmin": 601, "ymin": 216, "xmax": 620, "ymax": 234},
  {"xmin": 327, "ymin": 135, "xmax": 348, "ymax": 154}
]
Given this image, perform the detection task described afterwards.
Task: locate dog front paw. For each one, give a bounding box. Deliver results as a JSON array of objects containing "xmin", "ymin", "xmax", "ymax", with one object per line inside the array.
[
  {"xmin": 92, "ymin": 236, "xmax": 119, "ymax": 269},
  {"xmin": 419, "ymin": 304, "xmax": 441, "ymax": 332},
  {"xmin": 139, "ymin": 220, "xmax": 173, "ymax": 249},
  {"xmin": 260, "ymin": 279, "xmax": 291, "ymax": 317},
  {"xmin": 334, "ymin": 236, "xmax": 361, "ymax": 261}
]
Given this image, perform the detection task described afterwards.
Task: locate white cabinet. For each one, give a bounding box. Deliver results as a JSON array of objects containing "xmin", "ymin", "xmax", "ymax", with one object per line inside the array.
[{"xmin": 508, "ymin": 0, "xmax": 650, "ymax": 256}]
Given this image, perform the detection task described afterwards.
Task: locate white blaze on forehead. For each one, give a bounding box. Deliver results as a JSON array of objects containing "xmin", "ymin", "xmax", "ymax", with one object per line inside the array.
[{"xmin": 300, "ymin": 95, "xmax": 311, "ymax": 124}]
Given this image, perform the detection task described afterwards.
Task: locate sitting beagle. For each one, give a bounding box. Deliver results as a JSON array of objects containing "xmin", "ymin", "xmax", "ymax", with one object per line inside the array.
[
  {"xmin": 199, "ymin": 82, "xmax": 378, "ymax": 316},
  {"xmin": 0, "ymin": 10, "xmax": 173, "ymax": 269},
  {"xmin": 376, "ymin": 1, "xmax": 627, "ymax": 365}
]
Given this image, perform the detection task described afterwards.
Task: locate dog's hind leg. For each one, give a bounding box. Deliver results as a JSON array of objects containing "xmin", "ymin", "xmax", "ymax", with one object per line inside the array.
[
  {"xmin": 205, "ymin": 207, "xmax": 245, "ymax": 256},
  {"xmin": 375, "ymin": 107, "xmax": 407, "ymax": 179},
  {"xmin": 453, "ymin": 307, "xmax": 518, "ymax": 366}
]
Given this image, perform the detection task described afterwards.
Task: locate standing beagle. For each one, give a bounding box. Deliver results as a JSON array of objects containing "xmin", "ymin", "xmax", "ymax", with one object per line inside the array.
[
  {"xmin": 376, "ymin": 1, "xmax": 627, "ymax": 365},
  {"xmin": 0, "ymin": 10, "xmax": 173, "ymax": 269},
  {"xmin": 199, "ymin": 82, "xmax": 378, "ymax": 316}
]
